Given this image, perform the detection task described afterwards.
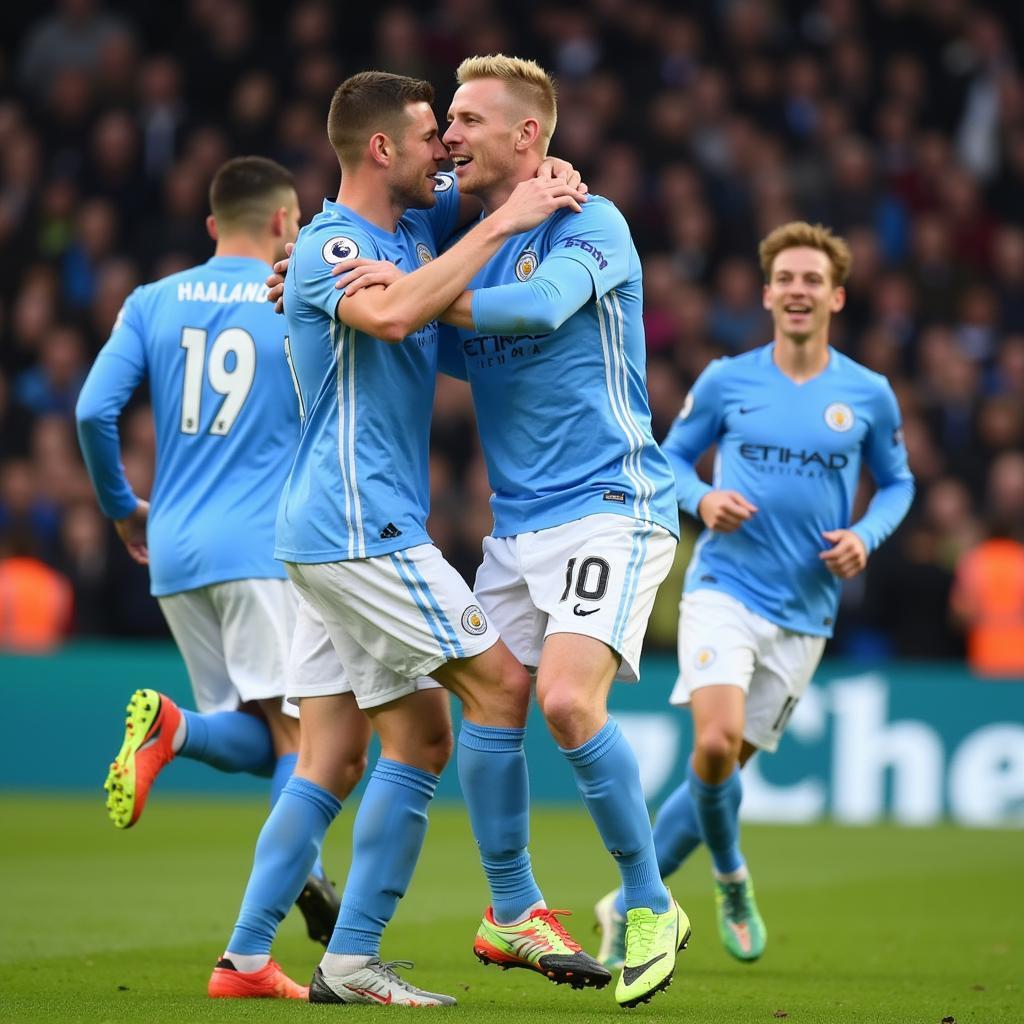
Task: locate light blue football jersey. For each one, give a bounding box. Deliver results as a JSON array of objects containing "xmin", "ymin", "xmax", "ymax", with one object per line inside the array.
[
  {"xmin": 76, "ymin": 256, "xmax": 299, "ymax": 597},
  {"xmin": 663, "ymin": 344, "xmax": 915, "ymax": 636},
  {"xmin": 451, "ymin": 196, "xmax": 678, "ymax": 539},
  {"xmin": 275, "ymin": 173, "xmax": 461, "ymax": 562}
]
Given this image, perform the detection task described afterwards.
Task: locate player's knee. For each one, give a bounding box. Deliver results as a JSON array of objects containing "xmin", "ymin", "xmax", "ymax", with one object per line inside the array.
[
  {"xmin": 337, "ymin": 746, "xmax": 370, "ymax": 798},
  {"xmin": 474, "ymin": 657, "xmax": 531, "ymax": 725},
  {"xmin": 538, "ymin": 685, "xmax": 590, "ymax": 740},
  {"xmin": 695, "ymin": 726, "xmax": 742, "ymax": 772}
]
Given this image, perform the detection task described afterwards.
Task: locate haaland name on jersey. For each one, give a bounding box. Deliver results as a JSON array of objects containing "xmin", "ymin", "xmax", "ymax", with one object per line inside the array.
[{"xmin": 177, "ymin": 280, "xmax": 270, "ymax": 304}]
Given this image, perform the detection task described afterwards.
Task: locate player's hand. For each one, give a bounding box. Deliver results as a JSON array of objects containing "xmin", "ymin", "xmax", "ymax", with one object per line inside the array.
[
  {"xmin": 820, "ymin": 529, "xmax": 868, "ymax": 579},
  {"xmin": 114, "ymin": 501, "xmax": 150, "ymax": 566},
  {"xmin": 331, "ymin": 258, "xmax": 405, "ymax": 296},
  {"xmin": 491, "ymin": 177, "xmax": 588, "ymax": 236},
  {"xmin": 536, "ymin": 156, "xmax": 588, "ymax": 196},
  {"xmin": 697, "ymin": 490, "xmax": 757, "ymax": 532},
  {"xmin": 266, "ymin": 241, "xmax": 294, "ymax": 314}
]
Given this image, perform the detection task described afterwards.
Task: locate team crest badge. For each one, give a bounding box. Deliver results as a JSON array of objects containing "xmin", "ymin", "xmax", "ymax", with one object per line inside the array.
[
  {"xmin": 694, "ymin": 646, "xmax": 716, "ymax": 670},
  {"xmin": 416, "ymin": 242, "xmax": 433, "ymax": 265},
  {"xmin": 824, "ymin": 402, "xmax": 855, "ymax": 432},
  {"xmin": 433, "ymin": 173, "xmax": 454, "ymax": 192},
  {"xmin": 461, "ymin": 605, "xmax": 487, "ymax": 636},
  {"xmin": 515, "ymin": 249, "xmax": 539, "ymax": 281},
  {"xmin": 322, "ymin": 236, "xmax": 360, "ymax": 264}
]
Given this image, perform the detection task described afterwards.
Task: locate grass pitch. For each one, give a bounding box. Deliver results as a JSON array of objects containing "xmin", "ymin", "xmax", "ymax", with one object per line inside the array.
[{"xmin": 0, "ymin": 795, "xmax": 1019, "ymax": 1023}]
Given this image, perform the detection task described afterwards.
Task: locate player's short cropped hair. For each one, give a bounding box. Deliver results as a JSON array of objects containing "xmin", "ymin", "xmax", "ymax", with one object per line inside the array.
[
  {"xmin": 758, "ymin": 221, "xmax": 853, "ymax": 287},
  {"xmin": 327, "ymin": 71, "xmax": 435, "ymax": 165},
  {"xmin": 456, "ymin": 54, "xmax": 558, "ymax": 151},
  {"xmin": 208, "ymin": 156, "xmax": 296, "ymax": 233}
]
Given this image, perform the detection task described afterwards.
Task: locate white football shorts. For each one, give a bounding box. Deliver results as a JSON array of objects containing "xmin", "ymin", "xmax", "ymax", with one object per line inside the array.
[
  {"xmin": 286, "ymin": 591, "xmax": 439, "ymax": 710},
  {"xmin": 158, "ymin": 577, "xmax": 299, "ymax": 719},
  {"xmin": 670, "ymin": 588, "xmax": 826, "ymax": 753},
  {"xmin": 474, "ymin": 513, "xmax": 677, "ymax": 682},
  {"xmin": 285, "ymin": 542, "xmax": 498, "ymax": 691}
]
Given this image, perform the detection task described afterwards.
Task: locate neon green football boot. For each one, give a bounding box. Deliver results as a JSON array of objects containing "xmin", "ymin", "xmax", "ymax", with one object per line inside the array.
[
  {"xmin": 614, "ymin": 892, "xmax": 690, "ymax": 1008},
  {"xmin": 715, "ymin": 875, "xmax": 767, "ymax": 961}
]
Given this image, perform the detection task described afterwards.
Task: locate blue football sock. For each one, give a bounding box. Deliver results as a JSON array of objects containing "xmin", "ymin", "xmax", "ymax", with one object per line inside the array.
[
  {"xmin": 227, "ymin": 775, "xmax": 341, "ymax": 955},
  {"xmin": 328, "ymin": 758, "xmax": 438, "ymax": 956},
  {"xmin": 457, "ymin": 721, "xmax": 543, "ymax": 923},
  {"xmin": 270, "ymin": 753, "xmax": 325, "ymax": 878},
  {"xmin": 688, "ymin": 760, "xmax": 744, "ymax": 876},
  {"xmin": 613, "ymin": 778, "xmax": 702, "ymax": 918},
  {"xmin": 561, "ymin": 718, "xmax": 669, "ymax": 914},
  {"xmin": 178, "ymin": 709, "xmax": 275, "ymax": 776}
]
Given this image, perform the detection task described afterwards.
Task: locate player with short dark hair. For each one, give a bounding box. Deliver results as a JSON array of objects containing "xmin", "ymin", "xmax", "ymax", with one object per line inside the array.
[
  {"xmin": 594, "ymin": 221, "xmax": 914, "ymax": 966},
  {"xmin": 213, "ymin": 71, "xmax": 603, "ymax": 1007},
  {"xmin": 76, "ymin": 156, "xmax": 359, "ymax": 995}
]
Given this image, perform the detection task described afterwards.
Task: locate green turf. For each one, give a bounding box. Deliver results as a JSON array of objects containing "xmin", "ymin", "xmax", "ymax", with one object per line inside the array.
[{"xmin": 0, "ymin": 796, "xmax": 1020, "ymax": 1023}]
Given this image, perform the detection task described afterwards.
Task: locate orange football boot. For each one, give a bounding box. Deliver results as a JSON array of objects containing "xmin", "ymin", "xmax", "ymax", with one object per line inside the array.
[{"xmin": 208, "ymin": 957, "xmax": 309, "ymax": 999}]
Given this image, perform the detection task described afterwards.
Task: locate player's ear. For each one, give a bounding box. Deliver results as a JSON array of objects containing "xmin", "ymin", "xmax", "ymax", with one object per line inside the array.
[
  {"xmin": 369, "ymin": 131, "xmax": 392, "ymax": 167},
  {"xmin": 270, "ymin": 206, "xmax": 287, "ymax": 237},
  {"xmin": 206, "ymin": 214, "xmax": 218, "ymax": 242},
  {"xmin": 830, "ymin": 285, "xmax": 846, "ymax": 313},
  {"xmin": 515, "ymin": 117, "xmax": 541, "ymax": 152},
  {"xmin": 762, "ymin": 283, "xmax": 772, "ymax": 311}
]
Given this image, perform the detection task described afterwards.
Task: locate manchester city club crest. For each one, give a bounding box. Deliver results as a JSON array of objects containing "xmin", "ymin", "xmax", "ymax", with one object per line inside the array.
[
  {"xmin": 515, "ymin": 249, "xmax": 539, "ymax": 281},
  {"xmin": 461, "ymin": 605, "xmax": 487, "ymax": 635},
  {"xmin": 694, "ymin": 646, "xmax": 716, "ymax": 670},
  {"xmin": 824, "ymin": 402, "xmax": 855, "ymax": 432},
  {"xmin": 322, "ymin": 236, "xmax": 360, "ymax": 264},
  {"xmin": 416, "ymin": 242, "xmax": 433, "ymax": 265}
]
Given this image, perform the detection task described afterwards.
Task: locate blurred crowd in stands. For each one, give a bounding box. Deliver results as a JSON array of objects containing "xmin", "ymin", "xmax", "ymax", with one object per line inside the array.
[{"xmin": 1, "ymin": 0, "xmax": 1022, "ymax": 673}]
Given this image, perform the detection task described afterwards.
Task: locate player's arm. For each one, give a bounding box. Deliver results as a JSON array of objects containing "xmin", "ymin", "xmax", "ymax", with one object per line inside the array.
[
  {"xmin": 75, "ymin": 296, "xmax": 150, "ymax": 560},
  {"xmin": 661, "ymin": 362, "xmax": 757, "ymax": 532},
  {"xmin": 821, "ymin": 383, "xmax": 915, "ymax": 579},
  {"xmin": 334, "ymin": 178, "xmax": 585, "ymax": 343}
]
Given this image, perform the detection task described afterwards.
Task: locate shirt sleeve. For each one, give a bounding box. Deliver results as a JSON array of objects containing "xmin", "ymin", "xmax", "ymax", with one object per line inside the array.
[
  {"xmin": 539, "ymin": 198, "xmax": 632, "ymax": 298},
  {"xmin": 290, "ymin": 225, "xmax": 378, "ymax": 321},
  {"xmin": 75, "ymin": 291, "xmax": 148, "ymax": 520},
  {"xmin": 470, "ymin": 256, "xmax": 595, "ymax": 336},
  {"xmin": 436, "ymin": 324, "xmax": 468, "ymax": 381},
  {"xmin": 850, "ymin": 381, "xmax": 916, "ymax": 553},
  {"xmin": 661, "ymin": 360, "xmax": 727, "ymax": 517}
]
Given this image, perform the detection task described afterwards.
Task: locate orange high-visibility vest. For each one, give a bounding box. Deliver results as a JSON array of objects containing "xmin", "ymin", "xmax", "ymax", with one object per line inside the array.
[
  {"xmin": 956, "ymin": 539, "xmax": 1024, "ymax": 678},
  {"xmin": 0, "ymin": 556, "xmax": 73, "ymax": 652}
]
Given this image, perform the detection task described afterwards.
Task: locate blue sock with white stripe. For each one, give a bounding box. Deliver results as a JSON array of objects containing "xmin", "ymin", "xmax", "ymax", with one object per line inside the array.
[
  {"xmin": 613, "ymin": 778, "xmax": 702, "ymax": 916},
  {"xmin": 561, "ymin": 718, "xmax": 670, "ymax": 913},
  {"xmin": 178, "ymin": 709, "xmax": 275, "ymax": 776},
  {"xmin": 227, "ymin": 775, "xmax": 341, "ymax": 955},
  {"xmin": 457, "ymin": 722, "xmax": 543, "ymax": 924},
  {"xmin": 689, "ymin": 760, "xmax": 744, "ymax": 875},
  {"xmin": 328, "ymin": 758, "xmax": 438, "ymax": 956},
  {"xmin": 270, "ymin": 752, "xmax": 325, "ymax": 878}
]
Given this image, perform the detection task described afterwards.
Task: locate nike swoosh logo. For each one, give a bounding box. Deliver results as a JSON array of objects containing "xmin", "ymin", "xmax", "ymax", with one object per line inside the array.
[
  {"xmin": 739, "ymin": 405, "xmax": 768, "ymax": 415},
  {"xmin": 394, "ymin": 258, "xmax": 403, "ymax": 266},
  {"xmin": 344, "ymin": 985, "xmax": 392, "ymax": 1005},
  {"xmin": 621, "ymin": 952, "xmax": 667, "ymax": 985},
  {"xmin": 573, "ymin": 604, "xmax": 600, "ymax": 616},
  {"xmin": 728, "ymin": 921, "xmax": 752, "ymax": 952}
]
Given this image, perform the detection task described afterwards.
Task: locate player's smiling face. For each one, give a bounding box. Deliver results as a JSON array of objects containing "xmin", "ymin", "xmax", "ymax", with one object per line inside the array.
[
  {"xmin": 392, "ymin": 102, "xmax": 449, "ymax": 210},
  {"xmin": 763, "ymin": 246, "xmax": 845, "ymax": 344},
  {"xmin": 443, "ymin": 79, "xmax": 520, "ymax": 196}
]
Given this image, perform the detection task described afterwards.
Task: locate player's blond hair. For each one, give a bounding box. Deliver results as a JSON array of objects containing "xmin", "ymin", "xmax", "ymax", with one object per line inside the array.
[
  {"xmin": 758, "ymin": 221, "xmax": 852, "ymax": 287},
  {"xmin": 456, "ymin": 54, "xmax": 557, "ymax": 151}
]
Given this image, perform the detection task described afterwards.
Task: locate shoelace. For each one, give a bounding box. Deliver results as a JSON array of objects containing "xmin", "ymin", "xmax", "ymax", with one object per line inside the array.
[
  {"xmin": 721, "ymin": 882, "xmax": 748, "ymax": 921},
  {"xmin": 533, "ymin": 909, "xmax": 583, "ymax": 952},
  {"xmin": 373, "ymin": 959, "xmax": 416, "ymax": 985},
  {"xmin": 624, "ymin": 912, "xmax": 660, "ymax": 961}
]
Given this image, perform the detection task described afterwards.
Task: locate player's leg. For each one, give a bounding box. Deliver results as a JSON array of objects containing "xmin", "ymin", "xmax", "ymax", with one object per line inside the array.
[
  {"xmin": 211, "ymin": 598, "xmax": 371, "ymax": 998},
  {"xmin": 312, "ymin": 687, "xmax": 457, "ymax": 1006},
  {"xmin": 104, "ymin": 586, "xmax": 276, "ymax": 829},
  {"xmin": 530, "ymin": 516, "xmax": 686, "ymax": 1006},
  {"xmin": 438, "ymin": 536, "xmax": 610, "ymax": 990}
]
